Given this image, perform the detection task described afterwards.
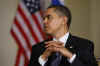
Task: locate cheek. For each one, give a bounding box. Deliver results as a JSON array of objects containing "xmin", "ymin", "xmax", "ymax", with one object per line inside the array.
[{"xmin": 49, "ymin": 20, "xmax": 62, "ymax": 30}]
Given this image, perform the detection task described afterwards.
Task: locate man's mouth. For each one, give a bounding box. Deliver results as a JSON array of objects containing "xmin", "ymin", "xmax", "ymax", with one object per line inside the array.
[
  {"xmin": 44, "ymin": 26, "xmax": 49, "ymax": 31},
  {"xmin": 44, "ymin": 25, "xmax": 48, "ymax": 28}
]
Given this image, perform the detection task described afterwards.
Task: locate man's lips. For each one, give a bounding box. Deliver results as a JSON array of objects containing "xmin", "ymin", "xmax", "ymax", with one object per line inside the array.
[
  {"xmin": 44, "ymin": 26, "xmax": 49, "ymax": 31},
  {"xmin": 44, "ymin": 25, "xmax": 49, "ymax": 28},
  {"xmin": 45, "ymin": 27, "xmax": 49, "ymax": 30}
]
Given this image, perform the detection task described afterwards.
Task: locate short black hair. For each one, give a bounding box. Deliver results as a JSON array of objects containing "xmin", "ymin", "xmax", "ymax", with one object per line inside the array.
[{"xmin": 48, "ymin": 5, "xmax": 72, "ymax": 28}]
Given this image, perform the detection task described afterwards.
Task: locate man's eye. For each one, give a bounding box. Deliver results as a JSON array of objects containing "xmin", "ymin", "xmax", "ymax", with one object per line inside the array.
[
  {"xmin": 47, "ymin": 15, "xmax": 50, "ymax": 19},
  {"xmin": 43, "ymin": 15, "xmax": 51, "ymax": 20},
  {"xmin": 43, "ymin": 17, "xmax": 46, "ymax": 20}
]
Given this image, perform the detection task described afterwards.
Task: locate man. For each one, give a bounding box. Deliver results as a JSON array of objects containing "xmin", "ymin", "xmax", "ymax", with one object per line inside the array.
[{"xmin": 29, "ymin": 5, "xmax": 98, "ymax": 66}]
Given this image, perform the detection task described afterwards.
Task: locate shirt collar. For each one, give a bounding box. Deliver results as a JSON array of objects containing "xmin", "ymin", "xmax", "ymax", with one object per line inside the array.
[{"xmin": 53, "ymin": 32, "xmax": 69, "ymax": 46}]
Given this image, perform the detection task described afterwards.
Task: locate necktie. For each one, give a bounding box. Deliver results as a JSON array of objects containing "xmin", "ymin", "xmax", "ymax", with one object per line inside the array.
[{"xmin": 50, "ymin": 52, "xmax": 61, "ymax": 66}]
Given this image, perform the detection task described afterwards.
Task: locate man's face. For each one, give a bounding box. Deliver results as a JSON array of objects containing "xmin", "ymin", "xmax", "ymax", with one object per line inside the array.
[{"xmin": 43, "ymin": 8, "xmax": 65, "ymax": 35}]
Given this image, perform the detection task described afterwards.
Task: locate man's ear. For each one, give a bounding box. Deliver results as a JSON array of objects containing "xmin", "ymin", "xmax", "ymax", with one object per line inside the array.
[{"xmin": 63, "ymin": 16, "xmax": 68, "ymax": 25}]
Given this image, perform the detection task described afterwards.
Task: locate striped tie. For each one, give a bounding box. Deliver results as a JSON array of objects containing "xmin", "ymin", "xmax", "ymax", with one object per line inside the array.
[{"xmin": 50, "ymin": 52, "xmax": 61, "ymax": 66}]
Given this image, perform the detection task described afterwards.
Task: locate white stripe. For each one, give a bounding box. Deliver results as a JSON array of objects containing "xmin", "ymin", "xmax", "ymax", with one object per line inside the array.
[
  {"xmin": 35, "ymin": 12, "xmax": 44, "ymax": 29},
  {"xmin": 20, "ymin": 1, "xmax": 44, "ymax": 42},
  {"xmin": 12, "ymin": 24, "xmax": 31, "ymax": 59},
  {"xmin": 16, "ymin": 12, "xmax": 36, "ymax": 46},
  {"xmin": 19, "ymin": 54, "xmax": 24, "ymax": 66}
]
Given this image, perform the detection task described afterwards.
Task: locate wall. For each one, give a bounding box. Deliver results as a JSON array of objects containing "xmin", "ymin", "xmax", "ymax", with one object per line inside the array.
[
  {"xmin": 0, "ymin": 0, "xmax": 18, "ymax": 66},
  {"xmin": 65, "ymin": 0, "xmax": 100, "ymax": 57},
  {"xmin": 66, "ymin": 0, "xmax": 90, "ymax": 39},
  {"xmin": 90, "ymin": 0, "xmax": 100, "ymax": 57},
  {"xmin": 0, "ymin": 0, "xmax": 99, "ymax": 66}
]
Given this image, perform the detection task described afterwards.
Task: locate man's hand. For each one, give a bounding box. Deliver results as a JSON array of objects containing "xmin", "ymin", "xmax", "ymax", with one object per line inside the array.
[
  {"xmin": 41, "ymin": 40, "xmax": 73, "ymax": 61},
  {"xmin": 41, "ymin": 45, "xmax": 53, "ymax": 61},
  {"xmin": 45, "ymin": 41, "xmax": 73, "ymax": 59}
]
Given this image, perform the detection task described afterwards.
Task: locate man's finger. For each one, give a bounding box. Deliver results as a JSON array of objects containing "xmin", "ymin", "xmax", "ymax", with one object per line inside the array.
[
  {"xmin": 46, "ymin": 46, "xmax": 60, "ymax": 52},
  {"xmin": 45, "ymin": 41, "xmax": 64, "ymax": 45},
  {"xmin": 45, "ymin": 43, "xmax": 63, "ymax": 48}
]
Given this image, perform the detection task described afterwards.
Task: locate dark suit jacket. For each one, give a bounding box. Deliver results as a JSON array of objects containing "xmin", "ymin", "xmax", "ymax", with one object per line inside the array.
[{"xmin": 29, "ymin": 34, "xmax": 98, "ymax": 66}]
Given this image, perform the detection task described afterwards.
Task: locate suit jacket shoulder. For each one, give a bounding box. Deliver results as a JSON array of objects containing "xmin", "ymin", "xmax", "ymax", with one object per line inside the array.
[
  {"xmin": 67, "ymin": 35, "xmax": 98, "ymax": 66},
  {"xmin": 70, "ymin": 35, "xmax": 94, "ymax": 49},
  {"xmin": 31, "ymin": 40, "xmax": 46, "ymax": 57},
  {"xmin": 29, "ymin": 40, "xmax": 47, "ymax": 66}
]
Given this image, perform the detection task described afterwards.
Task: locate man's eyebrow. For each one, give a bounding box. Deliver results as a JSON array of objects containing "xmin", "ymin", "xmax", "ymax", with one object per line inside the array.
[
  {"xmin": 43, "ymin": 15, "xmax": 51, "ymax": 19},
  {"xmin": 44, "ymin": 14, "xmax": 51, "ymax": 17}
]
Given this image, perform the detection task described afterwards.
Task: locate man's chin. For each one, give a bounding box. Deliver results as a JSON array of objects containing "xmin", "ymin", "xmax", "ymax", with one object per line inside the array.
[{"xmin": 45, "ymin": 31, "xmax": 52, "ymax": 35}]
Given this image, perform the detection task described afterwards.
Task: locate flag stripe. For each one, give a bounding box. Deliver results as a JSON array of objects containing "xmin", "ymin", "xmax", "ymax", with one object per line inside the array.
[
  {"xmin": 11, "ymin": 28, "xmax": 29, "ymax": 66},
  {"xmin": 11, "ymin": 29, "xmax": 22, "ymax": 49},
  {"xmin": 15, "ymin": 49, "xmax": 23, "ymax": 66},
  {"xmin": 11, "ymin": 29, "xmax": 26, "ymax": 66},
  {"xmin": 35, "ymin": 12, "xmax": 44, "ymax": 30},
  {"xmin": 19, "ymin": 53, "xmax": 24, "ymax": 66},
  {"xmin": 12, "ymin": 23, "xmax": 30, "ymax": 60},
  {"xmin": 23, "ymin": 49, "xmax": 29, "ymax": 66},
  {"xmin": 19, "ymin": 2, "xmax": 44, "ymax": 43},
  {"xmin": 31, "ymin": 14, "xmax": 45, "ymax": 40},
  {"xmin": 16, "ymin": 12, "xmax": 36, "ymax": 47},
  {"xmin": 18, "ymin": 6, "xmax": 40, "ymax": 43},
  {"xmin": 14, "ymin": 18, "xmax": 32, "ymax": 51}
]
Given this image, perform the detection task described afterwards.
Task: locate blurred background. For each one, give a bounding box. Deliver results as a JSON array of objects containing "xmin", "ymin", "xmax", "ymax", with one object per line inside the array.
[{"xmin": 0, "ymin": 0, "xmax": 100, "ymax": 66}]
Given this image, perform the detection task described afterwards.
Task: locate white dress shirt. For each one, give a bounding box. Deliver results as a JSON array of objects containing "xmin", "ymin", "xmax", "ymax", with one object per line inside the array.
[{"xmin": 38, "ymin": 32, "xmax": 76, "ymax": 66}]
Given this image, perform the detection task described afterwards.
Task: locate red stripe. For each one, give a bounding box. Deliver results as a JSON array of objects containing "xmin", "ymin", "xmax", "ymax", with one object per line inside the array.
[
  {"xmin": 15, "ymin": 49, "xmax": 22, "ymax": 66},
  {"xmin": 14, "ymin": 18, "xmax": 32, "ymax": 51},
  {"xmin": 11, "ymin": 28, "xmax": 22, "ymax": 49},
  {"xmin": 32, "ymin": 14, "xmax": 46, "ymax": 40},
  {"xmin": 18, "ymin": 5, "xmax": 40, "ymax": 43},
  {"xmin": 23, "ymin": 50, "xmax": 29, "ymax": 66},
  {"xmin": 11, "ymin": 29, "xmax": 22, "ymax": 66},
  {"xmin": 11, "ymin": 29, "xmax": 29, "ymax": 66}
]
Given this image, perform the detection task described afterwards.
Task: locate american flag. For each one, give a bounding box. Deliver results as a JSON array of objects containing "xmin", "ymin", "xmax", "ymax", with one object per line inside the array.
[{"xmin": 10, "ymin": 0, "xmax": 64, "ymax": 66}]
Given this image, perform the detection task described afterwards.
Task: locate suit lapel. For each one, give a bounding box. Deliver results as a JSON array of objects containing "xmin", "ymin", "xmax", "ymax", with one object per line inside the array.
[
  {"xmin": 65, "ymin": 33, "xmax": 73, "ymax": 48},
  {"xmin": 65, "ymin": 34, "xmax": 77, "ymax": 53},
  {"xmin": 60, "ymin": 34, "xmax": 77, "ymax": 66},
  {"xmin": 58, "ymin": 34, "xmax": 71, "ymax": 66}
]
